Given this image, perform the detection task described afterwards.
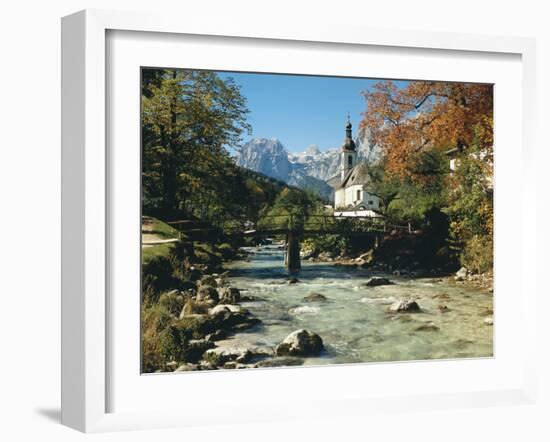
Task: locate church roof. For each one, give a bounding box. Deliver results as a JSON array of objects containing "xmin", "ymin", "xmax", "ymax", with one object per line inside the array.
[{"xmin": 338, "ymin": 162, "xmax": 372, "ymax": 189}]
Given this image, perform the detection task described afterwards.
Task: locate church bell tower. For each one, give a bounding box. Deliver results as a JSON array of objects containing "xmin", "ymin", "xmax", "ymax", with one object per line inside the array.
[{"xmin": 340, "ymin": 115, "xmax": 357, "ymax": 180}]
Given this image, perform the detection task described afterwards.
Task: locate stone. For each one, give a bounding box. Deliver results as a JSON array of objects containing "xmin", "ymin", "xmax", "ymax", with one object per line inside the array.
[
  {"xmin": 175, "ymin": 363, "xmax": 198, "ymax": 372},
  {"xmin": 183, "ymin": 339, "xmax": 215, "ymax": 363},
  {"xmin": 199, "ymin": 274, "xmax": 219, "ymax": 288},
  {"xmin": 172, "ymin": 314, "xmax": 218, "ymax": 339},
  {"xmin": 203, "ymin": 347, "xmax": 253, "ymax": 366},
  {"xmin": 289, "ymin": 306, "xmax": 320, "ymax": 315},
  {"xmin": 218, "ymin": 286, "xmax": 241, "ymax": 304},
  {"xmin": 415, "ymin": 323, "xmax": 440, "ymax": 332},
  {"xmin": 205, "ymin": 330, "xmax": 227, "ymax": 342},
  {"xmin": 208, "ymin": 304, "xmax": 248, "ymax": 316},
  {"xmin": 388, "ymin": 299, "xmax": 421, "ymax": 313},
  {"xmin": 256, "ymin": 356, "xmax": 305, "ymax": 368},
  {"xmin": 364, "ymin": 277, "xmax": 394, "ymax": 287},
  {"xmin": 179, "ymin": 299, "xmax": 209, "ymax": 318},
  {"xmin": 196, "ymin": 285, "xmax": 219, "ymax": 304},
  {"xmin": 303, "ymin": 292, "xmax": 328, "ymax": 302},
  {"xmin": 208, "ymin": 306, "xmax": 260, "ymax": 331},
  {"xmin": 437, "ymin": 304, "xmax": 449, "ymax": 312},
  {"xmin": 288, "ymin": 277, "xmax": 300, "ymax": 284},
  {"xmin": 484, "ymin": 316, "xmax": 494, "ymax": 325},
  {"xmin": 275, "ymin": 329, "xmax": 324, "ymax": 357},
  {"xmin": 455, "ymin": 267, "xmax": 468, "ymax": 281}
]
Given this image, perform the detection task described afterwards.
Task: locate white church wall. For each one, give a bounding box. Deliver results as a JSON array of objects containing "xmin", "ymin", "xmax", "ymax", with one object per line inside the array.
[{"xmin": 335, "ymin": 188, "xmax": 345, "ymax": 208}]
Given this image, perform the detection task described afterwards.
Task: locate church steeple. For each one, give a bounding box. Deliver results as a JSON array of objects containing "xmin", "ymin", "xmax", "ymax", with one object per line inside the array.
[
  {"xmin": 342, "ymin": 114, "xmax": 356, "ymax": 152},
  {"xmin": 340, "ymin": 115, "xmax": 357, "ymax": 180}
]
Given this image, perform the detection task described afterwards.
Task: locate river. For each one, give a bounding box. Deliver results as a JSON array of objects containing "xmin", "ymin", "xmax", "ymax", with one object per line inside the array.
[{"xmin": 224, "ymin": 243, "xmax": 493, "ymax": 366}]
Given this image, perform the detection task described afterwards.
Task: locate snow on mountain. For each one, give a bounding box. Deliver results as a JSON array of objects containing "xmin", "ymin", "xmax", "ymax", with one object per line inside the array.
[
  {"xmin": 234, "ymin": 128, "xmax": 381, "ymax": 200},
  {"xmin": 288, "ymin": 125, "xmax": 382, "ymax": 182}
]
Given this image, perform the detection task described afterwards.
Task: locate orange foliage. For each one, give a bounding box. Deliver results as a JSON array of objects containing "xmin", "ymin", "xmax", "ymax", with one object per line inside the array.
[{"xmin": 361, "ymin": 81, "xmax": 493, "ymax": 178}]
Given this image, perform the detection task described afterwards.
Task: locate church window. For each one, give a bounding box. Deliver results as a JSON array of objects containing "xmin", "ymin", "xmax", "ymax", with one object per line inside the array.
[
  {"xmin": 368, "ymin": 200, "xmax": 373, "ymax": 205},
  {"xmin": 348, "ymin": 155, "xmax": 352, "ymax": 167},
  {"xmin": 357, "ymin": 190, "xmax": 361, "ymax": 200}
]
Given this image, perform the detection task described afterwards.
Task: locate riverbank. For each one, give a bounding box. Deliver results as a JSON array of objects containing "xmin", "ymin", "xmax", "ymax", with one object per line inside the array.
[
  {"xmin": 302, "ymin": 230, "xmax": 493, "ymax": 292},
  {"xmin": 142, "ymin": 240, "xmax": 493, "ymax": 373}
]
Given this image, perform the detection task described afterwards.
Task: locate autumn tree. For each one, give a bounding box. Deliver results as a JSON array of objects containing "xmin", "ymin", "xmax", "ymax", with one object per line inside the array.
[{"xmin": 361, "ymin": 80, "xmax": 493, "ymax": 179}]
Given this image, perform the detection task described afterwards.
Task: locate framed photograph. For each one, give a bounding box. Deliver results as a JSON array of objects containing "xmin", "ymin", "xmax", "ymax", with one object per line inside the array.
[{"xmin": 61, "ymin": 9, "xmax": 537, "ymax": 432}]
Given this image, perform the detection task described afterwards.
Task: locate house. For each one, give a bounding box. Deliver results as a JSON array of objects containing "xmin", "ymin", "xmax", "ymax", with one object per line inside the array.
[{"xmin": 329, "ymin": 119, "xmax": 383, "ymax": 218}]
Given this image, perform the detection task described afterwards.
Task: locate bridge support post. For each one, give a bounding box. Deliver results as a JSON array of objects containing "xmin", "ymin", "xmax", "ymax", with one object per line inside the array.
[
  {"xmin": 374, "ymin": 233, "xmax": 384, "ymax": 249},
  {"xmin": 285, "ymin": 231, "xmax": 301, "ymax": 272}
]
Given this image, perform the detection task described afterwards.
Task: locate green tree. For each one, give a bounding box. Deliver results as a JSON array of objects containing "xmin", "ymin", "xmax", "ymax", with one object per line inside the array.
[{"xmin": 141, "ymin": 69, "xmax": 250, "ymax": 214}]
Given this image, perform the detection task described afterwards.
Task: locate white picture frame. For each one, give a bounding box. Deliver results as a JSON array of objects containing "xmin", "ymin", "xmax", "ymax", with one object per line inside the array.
[{"xmin": 61, "ymin": 9, "xmax": 537, "ymax": 433}]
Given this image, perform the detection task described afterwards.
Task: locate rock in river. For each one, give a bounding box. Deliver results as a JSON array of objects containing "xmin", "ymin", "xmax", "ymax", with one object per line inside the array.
[
  {"xmin": 203, "ymin": 347, "xmax": 252, "ymax": 366},
  {"xmin": 218, "ymin": 286, "xmax": 241, "ymax": 304},
  {"xmin": 388, "ymin": 299, "xmax": 421, "ymax": 313},
  {"xmin": 196, "ymin": 286, "xmax": 219, "ymax": 304},
  {"xmin": 275, "ymin": 329, "xmax": 324, "ymax": 357},
  {"xmin": 455, "ymin": 267, "xmax": 468, "ymax": 281},
  {"xmin": 208, "ymin": 304, "xmax": 248, "ymax": 316},
  {"xmin": 364, "ymin": 277, "xmax": 394, "ymax": 287},
  {"xmin": 199, "ymin": 274, "xmax": 219, "ymax": 288},
  {"xmin": 303, "ymin": 292, "xmax": 328, "ymax": 302}
]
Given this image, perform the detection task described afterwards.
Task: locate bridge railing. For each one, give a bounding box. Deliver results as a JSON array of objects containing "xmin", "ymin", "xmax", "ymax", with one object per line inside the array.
[{"xmin": 170, "ymin": 214, "xmax": 414, "ymax": 236}]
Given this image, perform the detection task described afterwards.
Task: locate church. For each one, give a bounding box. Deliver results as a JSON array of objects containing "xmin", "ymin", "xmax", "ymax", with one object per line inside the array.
[{"xmin": 330, "ymin": 119, "xmax": 383, "ymax": 218}]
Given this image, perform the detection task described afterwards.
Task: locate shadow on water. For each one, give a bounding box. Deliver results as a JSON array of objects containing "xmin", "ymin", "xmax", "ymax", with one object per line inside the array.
[{"xmin": 228, "ymin": 248, "xmax": 378, "ymax": 282}]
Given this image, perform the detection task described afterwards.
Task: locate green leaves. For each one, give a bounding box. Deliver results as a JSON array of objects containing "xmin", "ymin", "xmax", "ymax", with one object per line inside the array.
[{"xmin": 141, "ymin": 68, "xmax": 251, "ymax": 214}]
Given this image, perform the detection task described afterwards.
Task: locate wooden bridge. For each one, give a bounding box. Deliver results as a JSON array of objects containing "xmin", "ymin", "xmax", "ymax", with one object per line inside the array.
[{"xmin": 169, "ymin": 214, "xmax": 412, "ymax": 272}]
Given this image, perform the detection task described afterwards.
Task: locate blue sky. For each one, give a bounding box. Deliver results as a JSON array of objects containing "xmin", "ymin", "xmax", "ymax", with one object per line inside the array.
[{"xmin": 218, "ymin": 71, "xmax": 409, "ymax": 153}]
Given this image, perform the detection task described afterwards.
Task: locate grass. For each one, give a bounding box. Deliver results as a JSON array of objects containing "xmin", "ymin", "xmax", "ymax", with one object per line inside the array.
[
  {"xmin": 141, "ymin": 216, "xmax": 182, "ymax": 264},
  {"xmin": 142, "ymin": 242, "xmax": 176, "ymax": 264},
  {"xmin": 143, "ymin": 216, "xmax": 180, "ymax": 239}
]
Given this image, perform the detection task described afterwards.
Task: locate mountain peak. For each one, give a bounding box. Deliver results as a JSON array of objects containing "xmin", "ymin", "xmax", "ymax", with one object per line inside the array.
[{"xmin": 305, "ymin": 144, "xmax": 321, "ymax": 156}]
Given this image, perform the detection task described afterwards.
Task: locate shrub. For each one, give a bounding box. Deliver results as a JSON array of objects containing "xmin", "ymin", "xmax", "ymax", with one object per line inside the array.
[
  {"xmin": 462, "ymin": 234, "xmax": 493, "ymax": 274},
  {"xmin": 158, "ymin": 291, "xmax": 186, "ymax": 317},
  {"xmin": 217, "ymin": 242, "xmax": 236, "ymax": 260},
  {"xmin": 141, "ymin": 304, "xmax": 182, "ymax": 372}
]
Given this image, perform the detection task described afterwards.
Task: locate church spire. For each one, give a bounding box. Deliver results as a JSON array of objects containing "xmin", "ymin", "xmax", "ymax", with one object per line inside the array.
[
  {"xmin": 340, "ymin": 114, "xmax": 358, "ymax": 180},
  {"xmin": 342, "ymin": 114, "xmax": 356, "ymax": 151}
]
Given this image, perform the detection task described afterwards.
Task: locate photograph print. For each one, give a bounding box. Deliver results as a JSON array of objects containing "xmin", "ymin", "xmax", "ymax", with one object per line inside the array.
[{"xmin": 141, "ymin": 68, "xmax": 494, "ymax": 373}]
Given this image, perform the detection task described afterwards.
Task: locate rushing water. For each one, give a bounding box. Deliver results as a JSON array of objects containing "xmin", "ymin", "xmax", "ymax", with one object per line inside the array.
[{"xmin": 224, "ymin": 243, "xmax": 493, "ymax": 366}]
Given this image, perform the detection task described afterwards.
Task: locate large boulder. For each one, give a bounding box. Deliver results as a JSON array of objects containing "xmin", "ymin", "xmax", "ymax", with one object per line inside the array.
[
  {"xmin": 218, "ymin": 286, "xmax": 241, "ymax": 304},
  {"xmin": 275, "ymin": 329, "xmax": 324, "ymax": 357},
  {"xmin": 364, "ymin": 277, "xmax": 394, "ymax": 287},
  {"xmin": 196, "ymin": 286, "xmax": 219, "ymax": 304},
  {"xmin": 387, "ymin": 299, "xmax": 421, "ymax": 313}
]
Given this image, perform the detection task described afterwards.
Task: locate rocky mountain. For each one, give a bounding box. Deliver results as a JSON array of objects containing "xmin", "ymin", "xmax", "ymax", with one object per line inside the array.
[
  {"xmin": 288, "ymin": 125, "xmax": 381, "ymax": 182},
  {"xmin": 234, "ymin": 128, "xmax": 381, "ymax": 200}
]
